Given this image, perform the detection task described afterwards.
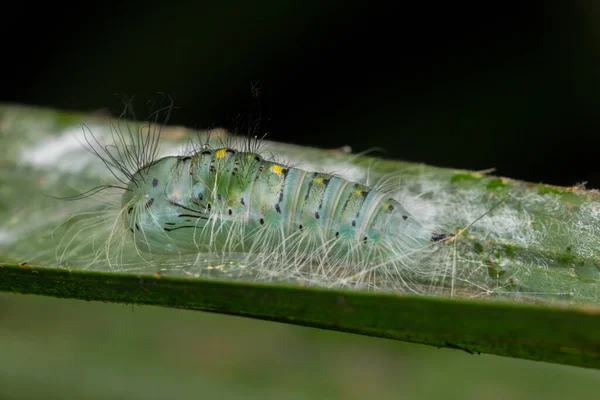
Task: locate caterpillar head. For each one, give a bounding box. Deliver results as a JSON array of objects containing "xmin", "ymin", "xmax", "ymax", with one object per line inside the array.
[{"xmin": 121, "ymin": 156, "xmax": 199, "ymax": 254}]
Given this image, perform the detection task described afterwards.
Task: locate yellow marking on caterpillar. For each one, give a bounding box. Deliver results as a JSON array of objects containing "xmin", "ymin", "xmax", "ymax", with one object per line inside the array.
[
  {"xmin": 270, "ymin": 165, "xmax": 284, "ymax": 175},
  {"xmin": 215, "ymin": 149, "xmax": 227, "ymax": 158},
  {"xmin": 314, "ymin": 177, "xmax": 324, "ymax": 184},
  {"xmin": 353, "ymin": 188, "xmax": 366, "ymax": 197}
]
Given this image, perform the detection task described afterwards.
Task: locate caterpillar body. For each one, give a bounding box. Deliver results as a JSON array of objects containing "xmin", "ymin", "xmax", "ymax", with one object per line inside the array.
[
  {"xmin": 124, "ymin": 146, "xmax": 434, "ymax": 265},
  {"xmin": 56, "ymin": 99, "xmax": 457, "ymax": 293}
]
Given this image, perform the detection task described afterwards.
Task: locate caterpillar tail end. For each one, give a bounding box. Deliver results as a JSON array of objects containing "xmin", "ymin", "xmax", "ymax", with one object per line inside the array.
[{"xmin": 430, "ymin": 232, "xmax": 454, "ymax": 242}]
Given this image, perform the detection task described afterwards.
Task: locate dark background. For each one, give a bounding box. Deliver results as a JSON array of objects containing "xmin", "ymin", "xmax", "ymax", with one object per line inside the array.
[{"xmin": 5, "ymin": 1, "xmax": 600, "ymax": 187}]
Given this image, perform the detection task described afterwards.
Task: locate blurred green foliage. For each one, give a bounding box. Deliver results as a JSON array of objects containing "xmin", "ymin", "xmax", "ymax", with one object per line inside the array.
[{"xmin": 2, "ymin": 293, "xmax": 600, "ymax": 399}]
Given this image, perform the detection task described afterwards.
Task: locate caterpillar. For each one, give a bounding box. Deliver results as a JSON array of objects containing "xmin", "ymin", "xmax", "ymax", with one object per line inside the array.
[
  {"xmin": 54, "ymin": 98, "xmax": 468, "ymax": 294},
  {"xmin": 122, "ymin": 140, "xmax": 447, "ymax": 267}
]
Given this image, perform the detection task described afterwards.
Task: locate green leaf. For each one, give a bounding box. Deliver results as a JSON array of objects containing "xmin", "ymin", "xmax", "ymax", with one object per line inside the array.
[{"xmin": 1, "ymin": 103, "xmax": 600, "ymax": 369}]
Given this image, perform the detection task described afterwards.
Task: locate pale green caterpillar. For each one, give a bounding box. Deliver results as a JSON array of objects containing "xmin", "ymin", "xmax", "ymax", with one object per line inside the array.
[
  {"xmin": 123, "ymin": 145, "xmax": 441, "ymax": 262},
  {"xmin": 59, "ymin": 100, "xmax": 454, "ymax": 292}
]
